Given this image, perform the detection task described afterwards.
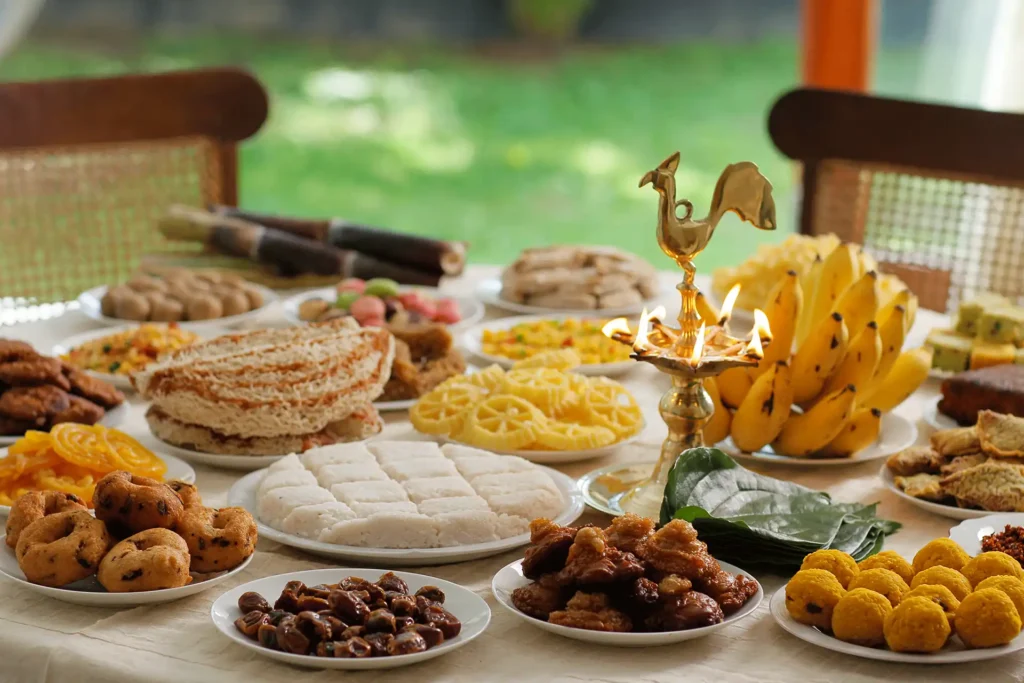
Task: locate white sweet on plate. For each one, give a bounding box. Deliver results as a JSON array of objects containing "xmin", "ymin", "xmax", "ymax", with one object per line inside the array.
[
  {"xmin": 451, "ymin": 454, "xmax": 536, "ymax": 479},
  {"xmin": 350, "ymin": 501, "xmax": 419, "ymax": 516},
  {"xmin": 258, "ymin": 485, "xmax": 335, "ymax": 527},
  {"xmin": 280, "ymin": 501, "xmax": 356, "ymax": 538},
  {"xmin": 257, "ymin": 470, "xmax": 317, "ymax": 498},
  {"xmin": 417, "ymin": 496, "xmax": 490, "ymax": 516},
  {"xmin": 402, "ymin": 476, "xmax": 476, "ymax": 504},
  {"xmin": 301, "ymin": 443, "xmax": 376, "ymax": 474},
  {"xmin": 316, "ymin": 462, "xmax": 388, "ymax": 487},
  {"xmin": 254, "ymin": 440, "xmax": 566, "ymax": 549},
  {"xmin": 370, "ymin": 440, "xmax": 445, "ymax": 465},
  {"xmin": 380, "ymin": 457, "xmax": 459, "ymax": 481},
  {"xmin": 267, "ymin": 453, "xmax": 303, "ymax": 474}
]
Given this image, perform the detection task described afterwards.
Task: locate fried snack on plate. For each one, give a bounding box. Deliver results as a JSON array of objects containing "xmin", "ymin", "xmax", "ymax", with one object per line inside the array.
[
  {"xmin": 410, "ymin": 365, "xmax": 643, "ymax": 452},
  {"xmin": 0, "ymin": 424, "xmax": 167, "ymax": 506}
]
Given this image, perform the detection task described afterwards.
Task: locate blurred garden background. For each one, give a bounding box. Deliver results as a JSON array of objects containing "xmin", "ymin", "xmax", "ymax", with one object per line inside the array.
[{"xmin": 0, "ymin": 0, "xmax": 949, "ymax": 268}]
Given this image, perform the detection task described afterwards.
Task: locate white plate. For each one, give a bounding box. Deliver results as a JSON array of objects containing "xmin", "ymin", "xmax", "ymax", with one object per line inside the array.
[
  {"xmin": 721, "ymin": 413, "xmax": 917, "ymax": 467},
  {"xmin": 0, "ymin": 541, "xmax": 251, "ymax": 606},
  {"xmin": 281, "ymin": 286, "xmax": 484, "ymax": 333},
  {"xmin": 52, "ymin": 325, "xmax": 228, "ymax": 392},
  {"xmin": 438, "ymin": 429, "xmax": 643, "ymax": 465},
  {"xmin": 0, "ymin": 448, "xmax": 195, "ymax": 516},
  {"xmin": 475, "ymin": 278, "xmax": 659, "ymax": 317},
  {"xmin": 211, "ymin": 568, "xmax": 489, "ymax": 670},
  {"xmin": 459, "ymin": 314, "xmax": 637, "ymax": 377},
  {"xmin": 922, "ymin": 396, "xmax": 960, "ymax": 432},
  {"xmin": 880, "ymin": 465, "xmax": 991, "ymax": 520},
  {"xmin": 770, "ymin": 587, "xmax": 1024, "ymax": 663},
  {"xmin": 948, "ymin": 514, "xmax": 1024, "ymax": 554},
  {"xmin": 78, "ymin": 283, "xmax": 278, "ymax": 331},
  {"xmin": 492, "ymin": 558, "xmax": 762, "ymax": 646},
  {"xmin": 136, "ymin": 432, "xmax": 285, "ymax": 472},
  {"xmin": 226, "ymin": 467, "xmax": 584, "ymax": 566},
  {"xmin": 0, "ymin": 402, "xmax": 129, "ymax": 447}
]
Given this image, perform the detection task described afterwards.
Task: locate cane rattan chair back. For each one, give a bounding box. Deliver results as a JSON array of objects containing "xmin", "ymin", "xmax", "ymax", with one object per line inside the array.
[
  {"xmin": 0, "ymin": 68, "xmax": 268, "ymax": 316},
  {"xmin": 769, "ymin": 88, "xmax": 1024, "ymax": 312}
]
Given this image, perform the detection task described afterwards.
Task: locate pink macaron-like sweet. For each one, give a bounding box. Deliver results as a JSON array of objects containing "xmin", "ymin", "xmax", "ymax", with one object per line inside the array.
[
  {"xmin": 350, "ymin": 295, "xmax": 386, "ymax": 322},
  {"xmin": 434, "ymin": 298, "xmax": 461, "ymax": 324},
  {"xmin": 337, "ymin": 278, "xmax": 366, "ymax": 294}
]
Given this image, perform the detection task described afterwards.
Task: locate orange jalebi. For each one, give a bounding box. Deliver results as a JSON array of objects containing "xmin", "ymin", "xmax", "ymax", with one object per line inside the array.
[{"xmin": 0, "ymin": 424, "xmax": 166, "ymax": 507}]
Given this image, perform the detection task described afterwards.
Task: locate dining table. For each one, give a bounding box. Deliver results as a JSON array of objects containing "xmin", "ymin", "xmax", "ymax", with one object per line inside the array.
[{"xmin": 0, "ymin": 264, "xmax": 1005, "ymax": 683}]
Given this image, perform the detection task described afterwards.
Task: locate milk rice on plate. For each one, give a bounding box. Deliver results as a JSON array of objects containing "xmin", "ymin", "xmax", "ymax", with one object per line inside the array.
[{"xmin": 255, "ymin": 441, "xmax": 565, "ymax": 548}]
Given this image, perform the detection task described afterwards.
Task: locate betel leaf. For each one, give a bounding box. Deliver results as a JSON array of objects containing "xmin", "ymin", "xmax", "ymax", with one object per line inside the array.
[{"xmin": 661, "ymin": 448, "xmax": 901, "ymax": 567}]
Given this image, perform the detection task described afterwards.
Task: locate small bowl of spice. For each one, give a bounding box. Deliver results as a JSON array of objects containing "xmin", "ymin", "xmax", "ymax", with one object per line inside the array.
[{"xmin": 949, "ymin": 514, "xmax": 1024, "ymax": 557}]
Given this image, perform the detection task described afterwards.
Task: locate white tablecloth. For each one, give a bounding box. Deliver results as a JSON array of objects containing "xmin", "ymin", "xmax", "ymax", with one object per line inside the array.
[{"xmin": 0, "ymin": 266, "xmax": 995, "ymax": 683}]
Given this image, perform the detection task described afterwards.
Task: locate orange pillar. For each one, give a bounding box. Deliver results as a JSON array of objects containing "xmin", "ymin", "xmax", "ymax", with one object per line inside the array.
[{"xmin": 802, "ymin": 0, "xmax": 876, "ymax": 91}]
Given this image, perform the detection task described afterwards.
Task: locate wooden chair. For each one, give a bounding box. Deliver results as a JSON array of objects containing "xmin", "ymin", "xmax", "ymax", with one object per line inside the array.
[
  {"xmin": 769, "ymin": 88, "xmax": 1024, "ymax": 312},
  {"xmin": 0, "ymin": 68, "xmax": 268, "ymax": 311}
]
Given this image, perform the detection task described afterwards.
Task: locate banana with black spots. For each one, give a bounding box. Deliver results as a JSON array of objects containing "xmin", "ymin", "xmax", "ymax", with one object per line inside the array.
[
  {"xmin": 730, "ymin": 361, "xmax": 793, "ymax": 452},
  {"xmin": 821, "ymin": 320, "xmax": 881, "ymax": 397},
  {"xmin": 750, "ymin": 270, "xmax": 802, "ymax": 379},
  {"xmin": 790, "ymin": 311, "xmax": 849, "ymax": 404},
  {"xmin": 832, "ymin": 270, "xmax": 879, "ymax": 337},
  {"xmin": 821, "ymin": 407, "xmax": 882, "ymax": 457},
  {"xmin": 772, "ymin": 384, "xmax": 858, "ymax": 457},
  {"xmin": 857, "ymin": 346, "xmax": 933, "ymax": 413}
]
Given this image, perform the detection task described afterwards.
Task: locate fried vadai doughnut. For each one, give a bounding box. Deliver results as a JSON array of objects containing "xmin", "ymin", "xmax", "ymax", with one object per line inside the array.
[
  {"xmin": 167, "ymin": 480, "xmax": 202, "ymax": 508},
  {"xmin": 97, "ymin": 528, "xmax": 192, "ymax": 592},
  {"xmin": 15, "ymin": 510, "xmax": 113, "ymax": 587},
  {"xmin": 175, "ymin": 506, "xmax": 256, "ymax": 572},
  {"xmin": 5, "ymin": 490, "xmax": 87, "ymax": 548},
  {"xmin": 93, "ymin": 471, "xmax": 184, "ymax": 535}
]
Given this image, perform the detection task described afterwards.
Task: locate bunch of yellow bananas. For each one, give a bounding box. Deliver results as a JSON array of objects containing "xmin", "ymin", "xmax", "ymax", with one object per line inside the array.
[{"xmin": 704, "ymin": 242, "xmax": 932, "ymax": 458}]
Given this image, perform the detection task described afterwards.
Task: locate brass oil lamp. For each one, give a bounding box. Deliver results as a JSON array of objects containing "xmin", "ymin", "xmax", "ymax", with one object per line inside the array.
[{"xmin": 582, "ymin": 152, "xmax": 777, "ymax": 518}]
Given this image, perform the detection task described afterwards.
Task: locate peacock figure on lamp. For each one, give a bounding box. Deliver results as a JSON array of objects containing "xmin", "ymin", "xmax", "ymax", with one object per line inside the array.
[{"xmin": 598, "ymin": 152, "xmax": 777, "ymax": 517}]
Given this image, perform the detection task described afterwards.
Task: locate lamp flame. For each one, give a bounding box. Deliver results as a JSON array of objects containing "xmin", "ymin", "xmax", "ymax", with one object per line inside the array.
[
  {"xmin": 649, "ymin": 305, "xmax": 667, "ymax": 322},
  {"xmin": 718, "ymin": 284, "xmax": 741, "ymax": 324},
  {"xmin": 753, "ymin": 308, "xmax": 773, "ymax": 342},
  {"xmin": 602, "ymin": 317, "xmax": 631, "ymax": 338},
  {"xmin": 745, "ymin": 308, "xmax": 771, "ymax": 358},
  {"xmin": 691, "ymin": 322, "xmax": 706, "ymax": 362},
  {"xmin": 635, "ymin": 307, "xmax": 653, "ymax": 350}
]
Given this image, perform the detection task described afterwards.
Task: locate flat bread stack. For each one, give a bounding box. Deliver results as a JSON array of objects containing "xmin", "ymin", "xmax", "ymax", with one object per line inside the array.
[
  {"xmin": 500, "ymin": 245, "xmax": 658, "ymax": 310},
  {"xmin": 135, "ymin": 319, "xmax": 395, "ymax": 455}
]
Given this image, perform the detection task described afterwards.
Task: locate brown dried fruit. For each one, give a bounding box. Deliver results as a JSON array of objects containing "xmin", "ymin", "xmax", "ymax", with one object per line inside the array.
[
  {"xmin": 237, "ymin": 591, "xmax": 271, "ymax": 614},
  {"xmin": 390, "ymin": 595, "xmax": 417, "ymax": 618},
  {"xmin": 422, "ymin": 605, "xmax": 462, "ymax": 639},
  {"xmin": 404, "ymin": 623, "xmax": 445, "ymax": 648},
  {"xmin": 234, "ymin": 610, "xmax": 270, "ymax": 639},
  {"xmin": 376, "ymin": 572, "xmax": 409, "ymax": 594},
  {"xmin": 295, "ymin": 595, "xmax": 330, "ymax": 612},
  {"xmin": 365, "ymin": 608, "xmax": 397, "ymax": 634},
  {"xmin": 276, "ymin": 619, "xmax": 311, "ymax": 655},
  {"xmin": 415, "ymin": 586, "xmax": 445, "ymax": 604},
  {"xmin": 363, "ymin": 631, "xmax": 394, "ymax": 657},
  {"xmin": 296, "ymin": 610, "xmax": 333, "ymax": 642},
  {"xmin": 387, "ymin": 630, "xmax": 428, "ymax": 655},
  {"xmin": 257, "ymin": 623, "xmax": 279, "ymax": 649},
  {"xmin": 330, "ymin": 589, "xmax": 370, "ymax": 625},
  {"xmin": 335, "ymin": 637, "xmax": 373, "ymax": 658}
]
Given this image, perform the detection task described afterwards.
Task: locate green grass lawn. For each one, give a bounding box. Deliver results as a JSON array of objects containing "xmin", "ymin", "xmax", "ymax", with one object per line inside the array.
[{"xmin": 0, "ymin": 35, "xmax": 801, "ymax": 269}]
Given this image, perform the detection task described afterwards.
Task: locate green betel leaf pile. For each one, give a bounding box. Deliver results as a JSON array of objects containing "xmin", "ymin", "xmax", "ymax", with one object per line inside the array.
[{"xmin": 659, "ymin": 447, "xmax": 900, "ymax": 568}]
